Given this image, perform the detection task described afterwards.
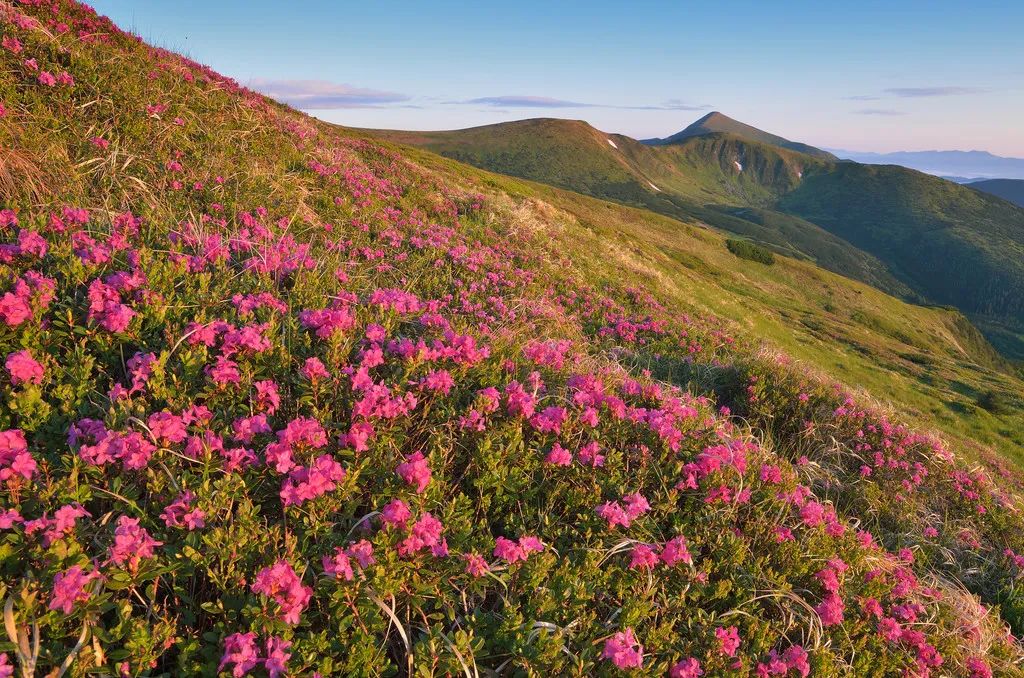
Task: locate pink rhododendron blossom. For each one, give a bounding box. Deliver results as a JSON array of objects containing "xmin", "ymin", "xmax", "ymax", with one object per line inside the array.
[
  {"xmin": 219, "ymin": 633, "xmax": 259, "ymax": 677},
  {"xmin": 670, "ymin": 658, "xmax": 703, "ymax": 678},
  {"xmin": 381, "ymin": 499, "xmax": 412, "ymax": 527},
  {"xmin": 280, "ymin": 454, "xmax": 346, "ymax": 506},
  {"xmin": 49, "ymin": 564, "xmax": 101, "ymax": 614},
  {"xmin": 545, "ymin": 442, "xmax": 572, "ymax": 466},
  {"xmin": 263, "ymin": 637, "xmax": 291, "ymax": 678},
  {"xmin": 463, "ymin": 552, "xmax": 489, "ymax": 577},
  {"xmin": 602, "ymin": 628, "xmax": 643, "ymax": 669},
  {"xmin": 0, "ymin": 429, "xmax": 36, "ymax": 482},
  {"xmin": 630, "ymin": 543, "xmax": 660, "ymax": 570},
  {"xmin": 108, "ymin": 516, "xmax": 162, "ymax": 570},
  {"xmin": 5, "ymin": 349, "xmax": 44, "ymax": 385},
  {"xmin": 161, "ymin": 491, "xmax": 205, "ymax": 529},
  {"xmin": 716, "ymin": 626, "xmax": 741, "ymax": 657},
  {"xmin": 396, "ymin": 451, "xmax": 431, "ymax": 493},
  {"xmin": 252, "ymin": 560, "xmax": 312, "ymax": 624},
  {"xmin": 301, "ymin": 356, "xmax": 330, "ymax": 381}
]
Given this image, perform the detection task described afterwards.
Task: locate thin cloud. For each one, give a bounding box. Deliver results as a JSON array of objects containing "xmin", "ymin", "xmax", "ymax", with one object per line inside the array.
[
  {"xmin": 854, "ymin": 108, "xmax": 905, "ymax": 116},
  {"xmin": 250, "ymin": 79, "xmax": 410, "ymax": 109},
  {"xmin": 845, "ymin": 95, "xmax": 881, "ymax": 101},
  {"xmin": 656, "ymin": 99, "xmax": 711, "ymax": 111},
  {"xmin": 884, "ymin": 86, "xmax": 987, "ymax": 98},
  {"xmin": 450, "ymin": 95, "xmax": 710, "ymax": 111},
  {"xmin": 461, "ymin": 95, "xmax": 592, "ymax": 108}
]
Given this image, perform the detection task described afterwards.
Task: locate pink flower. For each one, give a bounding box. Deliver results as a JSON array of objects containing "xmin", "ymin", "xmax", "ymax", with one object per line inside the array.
[
  {"xmin": 263, "ymin": 637, "xmax": 291, "ymax": 678},
  {"xmin": 815, "ymin": 593, "xmax": 845, "ymax": 627},
  {"xmin": 463, "ymin": 552, "xmax": 490, "ymax": 577},
  {"xmin": 596, "ymin": 501, "xmax": 632, "ymax": 529},
  {"xmin": 161, "ymin": 491, "xmax": 205, "ymax": 530},
  {"xmin": 421, "ymin": 369, "xmax": 455, "ymax": 395},
  {"xmin": 301, "ymin": 356, "xmax": 330, "ymax": 381},
  {"xmin": 661, "ymin": 535, "xmax": 693, "ymax": 566},
  {"xmin": 601, "ymin": 628, "xmax": 643, "ymax": 669},
  {"xmin": 629, "ymin": 543, "xmax": 660, "ymax": 570},
  {"xmin": 323, "ymin": 548, "xmax": 354, "ymax": 581},
  {"xmin": 252, "ymin": 560, "xmax": 312, "ymax": 624},
  {"xmin": 280, "ymin": 454, "xmax": 346, "ymax": 506},
  {"xmin": 108, "ymin": 516, "xmax": 162, "ymax": 570},
  {"xmin": 670, "ymin": 658, "xmax": 703, "ymax": 678},
  {"xmin": 759, "ymin": 464, "xmax": 783, "ymax": 484},
  {"xmin": 346, "ymin": 540, "xmax": 375, "ymax": 568},
  {"xmin": 148, "ymin": 411, "xmax": 187, "ymax": 444},
  {"xmin": 396, "ymin": 451, "xmax": 431, "ymax": 493},
  {"xmin": 398, "ymin": 512, "xmax": 446, "ymax": 556},
  {"xmin": 49, "ymin": 565, "xmax": 101, "ymax": 614},
  {"xmin": 38, "ymin": 71, "xmax": 57, "ymax": 86},
  {"xmin": 783, "ymin": 645, "xmax": 811, "ymax": 677},
  {"xmin": 381, "ymin": 499, "xmax": 412, "ymax": 527},
  {"xmin": 5, "ymin": 350, "xmax": 43, "ymax": 385},
  {"xmin": 966, "ymin": 657, "xmax": 993, "ymax": 678},
  {"xmin": 254, "ymin": 380, "xmax": 281, "ymax": 414},
  {"xmin": 17, "ymin": 229, "xmax": 46, "ymax": 258},
  {"xmin": 207, "ymin": 356, "xmax": 241, "ymax": 386},
  {"xmin": 0, "ymin": 429, "xmax": 36, "ymax": 482},
  {"xmin": 2, "ymin": 35, "xmax": 22, "ymax": 54},
  {"xmin": 493, "ymin": 535, "xmax": 543, "ymax": 564},
  {"xmin": 545, "ymin": 442, "xmax": 572, "ymax": 466},
  {"xmin": 623, "ymin": 493, "xmax": 650, "ymax": 519},
  {"xmin": 219, "ymin": 632, "xmax": 259, "ymax": 677},
  {"xmin": 716, "ymin": 626, "xmax": 741, "ymax": 657}
]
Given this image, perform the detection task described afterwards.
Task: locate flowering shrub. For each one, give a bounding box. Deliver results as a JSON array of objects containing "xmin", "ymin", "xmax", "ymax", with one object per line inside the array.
[{"xmin": 0, "ymin": 1, "xmax": 1021, "ymax": 676}]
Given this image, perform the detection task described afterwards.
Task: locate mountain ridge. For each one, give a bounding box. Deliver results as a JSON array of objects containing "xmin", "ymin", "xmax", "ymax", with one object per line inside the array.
[{"xmin": 643, "ymin": 111, "xmax": 837, "ymax": 160}]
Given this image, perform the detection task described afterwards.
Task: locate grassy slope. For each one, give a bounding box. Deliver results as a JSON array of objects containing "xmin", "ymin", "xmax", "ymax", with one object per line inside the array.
[
  {"xmin": 4, "ymin": 3, "xmax": 1024, "ymax": 676},
  {"xmin": 970, "ymin": 179, "xmax": 1024, "ymax": 207},
  {"xmin": 361, "ymin": 138, "xmax": 1024, "ymax": 464},
  {"xmin": 371, "ymin": 122, "xmax": 914, "ymax": 299},
  {"xmin": 781, "ymin": 164, "xmax": 1024, "ymax": 354},
  {"xmin": 371, "ymin": 120, "xmax": 1024, "ymax": 359}
]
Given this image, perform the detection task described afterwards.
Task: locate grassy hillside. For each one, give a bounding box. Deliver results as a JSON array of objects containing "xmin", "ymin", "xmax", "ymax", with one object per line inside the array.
[
  {"xmin": 970, "ymin": 178, "xmax": 1024, "ymax": 207},
  {"xmin": 380, "ymin": 150, "xmax": 1021, "ymax": 460},
  {"xmin": 373, "ymin": 119, "xmax": 1024, "ymax": 359},
  {"xmin": 4, "ymin": 2, "xmax": 1024, "ymax": 676},
  {"xmin": 782, "ymin": 164, "xmax": 1024, "ymax": 356},
  {"xmin": 371, "ymin": 121, "xmax": 914, "ymax": 300}
]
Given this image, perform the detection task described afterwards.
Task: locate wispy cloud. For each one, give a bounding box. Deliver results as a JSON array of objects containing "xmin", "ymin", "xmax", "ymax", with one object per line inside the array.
[
  {"xmin": 461, "ymin": 95, "xmax": 592, "ymax": 108},
  {"xmin": 250, "ymin": 79, "xmax": 410, "ymax": 109},
  {"xmin": 656, "ymin": 99, "xmax": 712, "ymax": 111},
  {"xmin": 449, "ymin": 95, "xmax": 709, "ymax": 111},
  {"xmin": 854, "ymin": 108, "xmax": 905, "ymax": 116},
  {"xmin": 845, "ymin": 95, "xmax": 882, "ymax": 101},
  {"xmin": 884, "ymin": 86, "xmax": 988, "ymax": 98}
]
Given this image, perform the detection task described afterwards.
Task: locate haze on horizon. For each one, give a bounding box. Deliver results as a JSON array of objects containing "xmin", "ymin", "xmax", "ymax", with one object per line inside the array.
[{"xmin": 89, "ymin": 0, "xmax": 1024, "ymax": 156}]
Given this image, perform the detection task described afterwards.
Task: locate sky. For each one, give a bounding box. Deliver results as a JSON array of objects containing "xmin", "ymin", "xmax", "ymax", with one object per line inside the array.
[{"xmin": 89, "ymin": 0, "xmax": 1024, "ymax": 156}]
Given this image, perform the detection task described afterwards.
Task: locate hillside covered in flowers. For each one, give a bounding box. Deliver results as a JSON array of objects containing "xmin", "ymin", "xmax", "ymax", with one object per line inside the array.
[{"xmin": 2, "ymin": 1, "xmax": 1024, "ymax": 676}]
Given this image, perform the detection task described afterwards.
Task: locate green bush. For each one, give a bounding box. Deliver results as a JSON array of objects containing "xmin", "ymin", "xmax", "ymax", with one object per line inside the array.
[{"xmin": 726, "ymin": 238, "xmax": 776, "ymax": 265}]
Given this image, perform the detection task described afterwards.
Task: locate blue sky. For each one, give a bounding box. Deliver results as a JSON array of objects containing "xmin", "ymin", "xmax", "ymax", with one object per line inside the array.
[{"xmin": 90, "ymin": 0, "xmax": 1024, "ymax": 155}]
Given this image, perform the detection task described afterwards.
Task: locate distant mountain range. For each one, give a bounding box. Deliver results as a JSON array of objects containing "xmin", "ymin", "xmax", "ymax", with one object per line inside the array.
[
  {"xmin": 365, "ymin": 113, "xmax": 1024, "ymax": 359},
  {"xmin": 831, "ymin": 149, "xmax": 1024, "ymax": 181}
]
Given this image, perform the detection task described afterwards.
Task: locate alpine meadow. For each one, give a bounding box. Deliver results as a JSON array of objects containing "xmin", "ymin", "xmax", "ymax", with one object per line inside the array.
[{"xmin": 1, "ymin": 1, "xmax": 1024, "ymax": 677}]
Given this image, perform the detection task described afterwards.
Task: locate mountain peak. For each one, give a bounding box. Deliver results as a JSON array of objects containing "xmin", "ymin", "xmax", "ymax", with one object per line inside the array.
[{"xmin": 645, "ymin": 111, "xmax": 835, "ymax": 160}]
